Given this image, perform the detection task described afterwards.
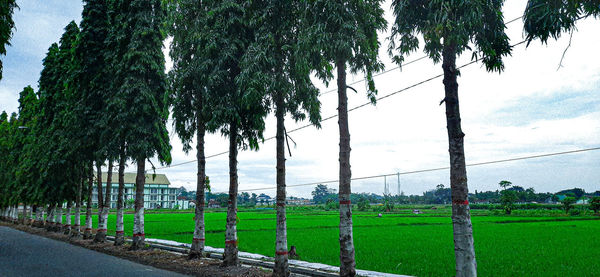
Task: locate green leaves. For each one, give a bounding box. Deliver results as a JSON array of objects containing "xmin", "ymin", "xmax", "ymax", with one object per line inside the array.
[
  {"xmin": 0, "ymin": 0, "xmax": 18, "ymax": 80},
  {"xmin": 389, "ymin": 0, "xmax": 512, "ymax": 73},
  {"xmin": 300, "ymin": 0, "xmax": 387, "ymax": 98},
  {"xmin": 524, "ymin": 0, "xmax": 600, "ymax": 45}
]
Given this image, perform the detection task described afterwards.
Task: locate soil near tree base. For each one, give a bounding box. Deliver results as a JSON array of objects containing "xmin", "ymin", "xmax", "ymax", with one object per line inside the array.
[{"xmin": 0, "ymin": 222, "xmax": 269, "ymax": 277}]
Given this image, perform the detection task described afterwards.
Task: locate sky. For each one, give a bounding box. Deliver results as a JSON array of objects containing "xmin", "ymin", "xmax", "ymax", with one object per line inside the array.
[{"xmin": 1, "ymin": 0, "xmax": 599, "ymax": 198}]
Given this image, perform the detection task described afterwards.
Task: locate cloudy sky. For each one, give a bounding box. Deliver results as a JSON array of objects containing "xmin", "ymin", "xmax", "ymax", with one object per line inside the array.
[{"xmin": 1, "ymin": 0, "xmax": 598, "ymax": 198}]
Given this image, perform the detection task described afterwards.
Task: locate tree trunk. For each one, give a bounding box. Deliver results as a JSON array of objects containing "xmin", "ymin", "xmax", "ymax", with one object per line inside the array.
[
  {"xmin": 189, "ymin": 120, "xmax": 207, "ymax": 259},
  {"xmin": 442, "ymin": 42, "xmax": 477, "ymax": 277},
  {"xmin": 274, "ymin": 91, "xmax": 289, "ymax": 276},
  {"xmin": 96, "ymin": 160, "xmax": 112, "ymax": 242},
  {"xmin": 21, "ymin": 204, "xmax": 27, "ymax": 224},
  {"xmin": 337, "ymin": 60, "xmax": 356, "ymax": 277},
  {"xmin": 35, "ymin": 206, "xmax": 43, "ymax": 227},
  {"xmin": 84, "ymin": 163, "xmax": 94, "ymax": 239},
  {"xmin": 64, "ymin": 202, "xmax": 72, "ymax": 235},
  {"xmin": 223, "ymin": 122, "xmax": 239, "ymax": 266},
  {"xmin": 46, "ymin": 204, "xmax": 55, "ymax": 232},
  {"xmin": 130, "ymin": 158, "xmax": 146, "ymax": 250},
  {"xmin": 73, "ymin": 178, "xmax": 82, "ymax": 237},
  {"xmin": 115, "ymin": 148, "xmax": 126, "ymax": 246},
  {"xmin": 28, "ymin": 205, "xmax": 33, "ymax": 225},
  {"xmin": 55, "ymin": 205, "xmax": 63, "ymax": 232},
  {"xmin": 94, "ymin": 162, "xmax": 104, "ymax": 242}
]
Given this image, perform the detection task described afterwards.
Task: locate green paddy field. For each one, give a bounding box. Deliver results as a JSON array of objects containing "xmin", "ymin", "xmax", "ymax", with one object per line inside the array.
[{"xmin": 70, "ymin": 208, "xmax": 599, "ymax": 276}]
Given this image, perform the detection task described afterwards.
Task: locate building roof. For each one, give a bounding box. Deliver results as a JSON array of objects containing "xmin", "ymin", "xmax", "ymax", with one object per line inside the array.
[{"xmin": 99, "ymin": 172, "xmax": 170, "ymax": 185}]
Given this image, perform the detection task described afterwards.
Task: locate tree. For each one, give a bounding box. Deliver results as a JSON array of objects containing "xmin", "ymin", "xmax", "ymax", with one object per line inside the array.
[
  {"xmin": 388, "ymin": 1, "xmax": 512, "ymax": 276},
  {"xmin": 561, "ymin": 197, "xmax": 576, "ymax": 214},
  {"xmin": 240, "ymin": 1, "xmax": 321, "ymax": 274},
  {"xmin": 312, "ymin": 184, "xmax": 331, "ymax": 204},
  {"xmin": 118, "ymin": 0, "xmax": 171, "ymax": 250},
  {"xmin": 500, "ymin": 190, "xmax": 517, "ymax": 215},
  {"xmin": 197, "ymin": 0, "xmax": 269, "ymax": 266},
  {"xmin": 589, "ymin": 197, "xmax": 600, "ymax": 214},
  {"xmin": 76, "ymin": 0, "xmax": 111, "ymax": 239},
  {"xmin": 524, "ymin": 0, "xmax": 600, "ymax": 45},
  {"xmin": 499, "ymin": 180, "xmax": 512, "ymax": 190},
  {"xmin": 0, "ymin": 0, "xmax": 18, "ymax": 80},
  {"xmin": 165, "ymin": 0, "xmax": 216, "ymax": 258},
  {"xmin": 301, "ymin": 2, "xmax": 386, "ymax": 274}
]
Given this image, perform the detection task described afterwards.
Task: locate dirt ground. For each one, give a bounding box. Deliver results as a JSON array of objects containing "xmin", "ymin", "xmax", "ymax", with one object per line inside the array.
[{"xmin": 0, "ymin": 222, "xmax": 270, "ymax": 277}]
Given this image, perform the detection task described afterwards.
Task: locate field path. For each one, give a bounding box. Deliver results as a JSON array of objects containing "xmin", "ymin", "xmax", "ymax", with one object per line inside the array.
[{"xmin": 0, "ymin": 226, "xmax": 189, "ymax": 277}]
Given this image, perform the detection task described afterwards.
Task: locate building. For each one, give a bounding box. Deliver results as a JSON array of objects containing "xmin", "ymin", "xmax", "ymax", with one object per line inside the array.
[{"xmin": 92, "ymin": 173, "xmax": 177, "ymax": 209}]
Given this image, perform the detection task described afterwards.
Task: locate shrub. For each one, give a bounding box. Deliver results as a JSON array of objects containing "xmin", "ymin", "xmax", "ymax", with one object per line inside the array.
[{"xmin": 357, "ymin": 198, "xmax": 370, "ymax": 211}]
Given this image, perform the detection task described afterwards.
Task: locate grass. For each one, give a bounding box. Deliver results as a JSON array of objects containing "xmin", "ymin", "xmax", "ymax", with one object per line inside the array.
[{"xmin": 63, "ymin": 208, "xmax": 599, "ymax": 276}]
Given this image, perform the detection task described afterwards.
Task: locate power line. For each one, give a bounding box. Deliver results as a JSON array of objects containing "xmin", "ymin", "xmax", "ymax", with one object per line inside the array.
[
  {"xmin": 149, "ymin": 39, "xmax": 527, "ymax": 172},
  {"xmin": 213, "ymin": 146, "xmax": 600, "ymax": 193},
  {"xmin": 318, "ymin": 16, "xmax": 523, "ymax": 96}
]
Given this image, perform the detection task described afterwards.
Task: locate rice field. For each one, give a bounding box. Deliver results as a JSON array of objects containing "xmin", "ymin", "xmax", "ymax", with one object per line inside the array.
[{"xmin": 69, "ymin": 208, "xmax": 599, "ymax": 276}]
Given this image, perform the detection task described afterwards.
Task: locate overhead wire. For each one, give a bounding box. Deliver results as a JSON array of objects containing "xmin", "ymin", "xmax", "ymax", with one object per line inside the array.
[
  {"xmin": 213, "ymin": 146, "xmax": 600, "ymax": 193},
  {"xmin": 148, "ymin": 39, "xmax": 528, "ymax": 172}
]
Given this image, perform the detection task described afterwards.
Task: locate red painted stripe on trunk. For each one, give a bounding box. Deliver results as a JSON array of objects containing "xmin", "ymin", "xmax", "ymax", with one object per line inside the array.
[
  {"xmin": 97, "ymin": 229, "xmax": 107, "ymax": 232},
  {"xmin": 276, "ymin": 203, "xmax": 285, "ymax": 207},
  {"xmin": 225, "ymin": 240, "xmax": 238, "ymax": 245},
  {"xmin": 85, "ymin": 228, "xmax": 92, "ymax": 231},
  {"xmin": 193, "ymin": 238, "xmax": 205, "ymax": 241},
  {"xmin": 275, "ymin": 251, "xmax": 288, "ymax": 255},
  {"xmin": 115, "ymin": 231, "xmax": 124, "ymax": 234},
  {"xmin": 133, "ymin": 233, "xmax": 145, "ymax": 237},
  {"xmin": 339, "ymin": 200, "xmax": 351, "ymax": 205},
  {"xmin": 452, "ymin": 200, "xmax": 469, "ymax": 205},
  {"xmin": 73, "ymin": 225, "xmax": 80, "ymax": 227}
]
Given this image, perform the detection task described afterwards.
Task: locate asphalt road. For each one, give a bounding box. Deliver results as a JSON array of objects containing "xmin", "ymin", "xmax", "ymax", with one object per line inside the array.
[{"xmin": 0, "ymin": 226, "xmax": 188, "ymax": 277}]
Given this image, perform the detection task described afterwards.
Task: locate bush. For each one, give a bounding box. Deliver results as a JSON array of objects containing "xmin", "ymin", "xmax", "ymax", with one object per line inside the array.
[
  {"xmin": 357, "ymin": 198, "xmax": 370, "ymax": 211},
  {"xmin": 569, "ymin": 209, "xmax": 581, "ymax": 216}
]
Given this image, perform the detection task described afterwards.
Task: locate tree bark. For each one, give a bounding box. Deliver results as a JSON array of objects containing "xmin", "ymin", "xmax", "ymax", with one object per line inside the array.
[
  {"xmin": 130, "ymin": 158, "xmax": 146, "ymax": 250},
  {"xmin": 96, "ymin": 160, "xmax": 112, "ymax": 242},
  {"xmin": 21, "ymin": 204, "xmax": 27, "ymax": 224},
  {"xmin": 94, "ymin": 161, "xmax": 104, "ymax": 242},
  {"xmin": 115, "ymin": 148, "xmax": 126, "ymax": 245},
  {"xmin": 442, "ymin": 42, "xmax": 477, "ymax": 277},
  {"xmin": 33, "ymin": 205, "xmax": 41, "ymax": 227},
  {"xmin": 55, "ymin": 205, "xmax": 63, "ymax": 232},
  {"xmin": 73, "ymin": 178, "xmax": 82, "ymax": 237},
  {"xmin": 84, "ymin": 163, "xmax": 94, "ymax": 239},
  {"xmin": 223, "ymin": 122, "xmax": 239, "ymax": 266},
  {"xmin": 337, "ymin": 60, "xmax": 356, "ymax": 277},
  {"xmin": 28, "ymin": 205, "xmax": 33, "ymax": 225},
  {"xmin": 189, "ymin": 120, "xmax": 207, "ymax": 259},
  {"xmin": 274, "ymin": 90, "xmax": 289, "ymax": 276},
  {"xmin": 46, "ymin": 204, "xmax": 55, "ymax": 232},
  {"xmin": 64, "ymin": 201, "xmax": 72, "ymax": 235}
]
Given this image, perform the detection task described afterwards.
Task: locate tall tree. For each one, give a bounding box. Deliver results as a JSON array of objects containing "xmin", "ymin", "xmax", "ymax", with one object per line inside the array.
[
  {"xmin": 0, "ymin": 0, "xmax": 18, "ymax": 80},
  {"xmin": 388, "ymin": 1, "xmax": 512, "ymax": 276},
  {"xmin": 240, "ymin": 1, "xmax": 321, "ymax": 274},
  {"xmin": 117, "ymin": 0, "xmax": 172, "ymax": 250},
  {"xmin": 301, "ymin": 1, "xmax": 386, "ymax": 275},
  {"xmin": 200, "ymin": 0, "xmax": 268, "ymax": 266},
  {"xmin": 165, "ymin": 0, "xmax": 215, "ymax": 258},
  {"xmin": 104, "ymin": 0, "xmax": 131, "ymax": 245},
  {"xmin": 76, "ymin": 0, "xmax": 111, "ymax": 239}
]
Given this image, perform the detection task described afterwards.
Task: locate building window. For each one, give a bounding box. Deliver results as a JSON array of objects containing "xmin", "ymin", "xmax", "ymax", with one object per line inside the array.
[{"xmin": 151, "ymin": 188, "xmax": 157, "ymax": 194}]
